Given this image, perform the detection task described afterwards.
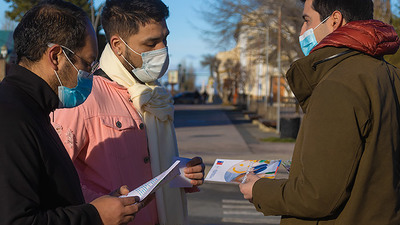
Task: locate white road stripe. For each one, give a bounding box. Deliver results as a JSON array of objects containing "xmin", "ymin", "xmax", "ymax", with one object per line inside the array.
[
  {"xmin": 222, "ymin": 199, "xmax": 253, "ymax": 204},
  {"xmin": 222, "ymin": 204, "xmax": 256, "ymax": 209},
  {"xmin": 223, "ymin": 210, "xmax": 265, "ymax": 216},
  {"xmin": 221, "ymin": 199, "xmax": 280, "ymax": 224},
  {"xmin": 222, "ymin": 217, "xmax": 281, "ymax": 224}
]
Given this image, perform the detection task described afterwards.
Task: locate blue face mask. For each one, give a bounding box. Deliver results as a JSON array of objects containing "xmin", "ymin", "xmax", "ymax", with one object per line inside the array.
[
  {"xmin": 299, "ymin": 16, "xmax": 330, "ymax": 56},
  {"xmin": 54, "ymin": 49, "xmax": 94, "ymax": 108}
]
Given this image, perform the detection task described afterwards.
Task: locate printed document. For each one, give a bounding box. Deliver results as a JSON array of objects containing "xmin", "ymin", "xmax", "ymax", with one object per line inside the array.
[{"xmin": 122, "ymin": 160, "xmax": 181, "ymax": 201}]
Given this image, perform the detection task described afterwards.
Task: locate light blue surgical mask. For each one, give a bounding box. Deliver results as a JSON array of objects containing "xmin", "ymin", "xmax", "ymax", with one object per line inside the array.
[
  {"xmin": 53, "ymin": 47, "xmax": 95, "ymax": 108},
  {"xmin": 299, "ymin": 16, "xmax": 330, "ymax": 56},
  {"xmin": 119, "ymin": 37, "xmax": 169, "ymax": 83}
]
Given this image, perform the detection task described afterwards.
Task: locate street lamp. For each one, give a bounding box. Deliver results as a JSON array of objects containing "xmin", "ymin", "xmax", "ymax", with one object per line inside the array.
[{"xmin": 1, "ymin": 45, "xmax": 7, "ymax": 59}]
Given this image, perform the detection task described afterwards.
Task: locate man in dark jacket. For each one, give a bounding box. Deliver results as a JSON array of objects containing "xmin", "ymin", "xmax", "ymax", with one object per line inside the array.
[
  {"xmin": 0, "ymin": 1, "xmax": 142, "ymax": 225},
  {"xmin": 240, "ymin": 0, "xmax": 400, "ymax": 224}
]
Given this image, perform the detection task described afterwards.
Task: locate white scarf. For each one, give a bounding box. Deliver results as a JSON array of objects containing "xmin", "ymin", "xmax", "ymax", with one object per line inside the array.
[{"xmin": 99, "ymin": 44, "xmax": 188, "ymax": 225}]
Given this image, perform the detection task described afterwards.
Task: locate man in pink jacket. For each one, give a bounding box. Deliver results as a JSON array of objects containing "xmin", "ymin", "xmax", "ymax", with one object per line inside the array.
[{"xmin": 53, "ymin": 0, "xmax": 204, "ymax": 224}]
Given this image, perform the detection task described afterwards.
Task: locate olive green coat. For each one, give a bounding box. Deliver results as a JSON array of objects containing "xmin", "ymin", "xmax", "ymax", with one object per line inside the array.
[{"xmin": 252, "ymin": 46, "xmax": 400, "ymax": 225}]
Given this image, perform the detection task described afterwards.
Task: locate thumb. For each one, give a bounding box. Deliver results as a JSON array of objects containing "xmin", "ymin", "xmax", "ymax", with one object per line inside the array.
[{"xmin": 119, "ymin": 185, "xmax": 130, "ymax": 196}]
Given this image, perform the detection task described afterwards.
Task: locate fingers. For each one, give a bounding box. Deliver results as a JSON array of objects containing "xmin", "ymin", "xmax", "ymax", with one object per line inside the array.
[
  {"xmin": 121, "ymin": 215, "xmax": 135, "ymax": 225},
  {"xmin": 189, "ymin": 177, "xmax": 204, "ymax": 186},
  {"xmin": 246, "ymin": 173, "xmax": 261, "ymax": 182},
  {"xmin": 186, "ymin": 157, "xmax": 203, "ymax": 167},
  {"xmin": 120, "ymin": 196, "xmax": 140, "ymax": 206},
  {"xmin": 239, "ymin": 182, "xmax": 252, "ymax": 200},
  {"xmin": 184, "ymin": 164, "xmax": 205, "ymax": 174}
]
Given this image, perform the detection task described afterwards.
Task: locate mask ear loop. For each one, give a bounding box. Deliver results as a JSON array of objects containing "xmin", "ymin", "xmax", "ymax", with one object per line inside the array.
[
  {"xmin": 119, "ymin": 36, "xmax": 141, "ymax": 56},
  {"xmin": 120, "ymin": 53, "xmax": 136, "ymax": 70},
  {"xmin": 314, "ymin": 15, "xmax": 331, "ymax": 30},
  {"xmin": 54, "ymin": 70, "xmax": 64, "ymax": 86},
  {"xmin": 61, "ymin": 49, "xmax": 79, "ymax": 72}
]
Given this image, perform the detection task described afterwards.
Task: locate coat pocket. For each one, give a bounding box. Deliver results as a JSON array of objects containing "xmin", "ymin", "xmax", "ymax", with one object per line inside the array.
[{"xmin": 100, "ymin": 115, "xmax": 137, "ymax": 131}]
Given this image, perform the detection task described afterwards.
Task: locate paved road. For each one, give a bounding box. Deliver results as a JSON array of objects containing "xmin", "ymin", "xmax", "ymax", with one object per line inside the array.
[{"xmin": 174, "ymin": 104, "xmax": 295, "ymax": 225}]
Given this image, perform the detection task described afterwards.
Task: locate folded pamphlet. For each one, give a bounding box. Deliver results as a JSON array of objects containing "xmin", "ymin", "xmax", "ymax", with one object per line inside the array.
[
  {"xmin": 122, "ymin": 160, "xmax": 181, "ymax": 201},
  {"xmin": 205, "ymin": 159, "xmax": 281, "ymax": 183}
]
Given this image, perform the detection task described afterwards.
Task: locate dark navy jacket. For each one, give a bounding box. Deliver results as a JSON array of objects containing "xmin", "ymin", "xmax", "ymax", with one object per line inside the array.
[{"xmin": 0, "ymin": 64, "xmax": 101, "ymax": 225}]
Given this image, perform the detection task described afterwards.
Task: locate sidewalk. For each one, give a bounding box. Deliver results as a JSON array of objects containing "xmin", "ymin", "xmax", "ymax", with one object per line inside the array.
[{"xmin": 175, "ymin": 104, "xmax": 295, "ymax": 179}]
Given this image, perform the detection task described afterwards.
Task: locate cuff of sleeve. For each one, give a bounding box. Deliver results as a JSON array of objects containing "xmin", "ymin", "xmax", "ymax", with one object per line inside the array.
[
  {"xmin": 84, "ymin": 203, "xmax": 102, "ymax": 225},
  {"xmin": 252, "ymin": 178, "xmax": 287, "ymax": 216}
]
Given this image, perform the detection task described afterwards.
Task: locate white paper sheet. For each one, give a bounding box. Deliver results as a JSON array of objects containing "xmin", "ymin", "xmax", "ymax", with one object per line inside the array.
[{"xmin": 122, "ymin": 160, "xmax": 181, "ymax": 201}]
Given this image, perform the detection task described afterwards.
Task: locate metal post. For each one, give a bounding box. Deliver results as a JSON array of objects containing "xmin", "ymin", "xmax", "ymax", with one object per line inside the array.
[
  {"xmin": 276, "ymin": 6, "xmax": 282, "ymax": 134},
  {"xmin": 265, "ymin": 27, "xmax": 270, "ymax": 104}
]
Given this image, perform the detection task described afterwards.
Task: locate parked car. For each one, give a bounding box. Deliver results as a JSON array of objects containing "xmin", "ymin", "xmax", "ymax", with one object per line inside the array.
[{"xmin": 173, "ymin": 91, "xmax": 201, "ymax": 104}]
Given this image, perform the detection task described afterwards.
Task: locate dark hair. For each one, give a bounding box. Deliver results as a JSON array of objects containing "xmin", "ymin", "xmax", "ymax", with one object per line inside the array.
[
  {"xmin": 300, "ymin": 0, "xmax": 373, "ymax": 22},
  {"xmin": 13, "ymin": 0, "xmax": 90, "ymax": 64},
  {"xmin": 101, "ymin": 0, "xmax": 169, "ymax": 42}
]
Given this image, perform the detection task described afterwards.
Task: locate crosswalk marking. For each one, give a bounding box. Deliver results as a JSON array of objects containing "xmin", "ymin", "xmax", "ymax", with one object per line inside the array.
[
  {"xmin": 223, "ymin": 210, "xmax": 265, "ymax": 216},
  {"xmin": 222, "ymin": 204, "xmax": 256, "ymax": 209},
  {"xmin": 222, "ymin": 199, "xmax": 252, "ymax": 204},
  {"xmin": 221, "ymin": 199, "xmax": 281, "ymax": 224}
]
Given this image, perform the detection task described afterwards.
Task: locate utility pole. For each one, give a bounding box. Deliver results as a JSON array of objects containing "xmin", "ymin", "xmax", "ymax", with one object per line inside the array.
[
  {"xmin": 265, "ymin": 27, "xmax": 270, "ymax": 105},
  {"xmin": 276, "ymin": 6, "xmax": 282, "ymax": 134}
]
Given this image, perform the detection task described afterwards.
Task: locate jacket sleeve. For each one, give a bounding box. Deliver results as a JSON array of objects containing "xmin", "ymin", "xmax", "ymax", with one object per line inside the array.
[
  {"xmin": 0, "ymin": 114, "xmax": 102, "ymax": 225},
  {"xmin": 252, "ymin": 80, "xmax": 370, "ymax": 218},
  {"xmin": 52, "ymin": 107, "xmax": 89, "ymax": 161}
]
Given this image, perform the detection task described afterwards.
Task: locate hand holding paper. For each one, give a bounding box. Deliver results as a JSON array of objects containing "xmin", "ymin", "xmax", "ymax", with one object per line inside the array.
[
  {"xmin": 205, "ymin": 159, "xmax": 281, "ymax": 183},
  {"xmin": 122, "ymin": 160, "xmax": 181, "ymax": 201}
]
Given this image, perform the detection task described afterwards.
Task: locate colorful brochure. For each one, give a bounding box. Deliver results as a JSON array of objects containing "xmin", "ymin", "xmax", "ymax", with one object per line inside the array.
[{"xmin": 205, "ymin": 159, "xmax": 282, "ymax": 183}]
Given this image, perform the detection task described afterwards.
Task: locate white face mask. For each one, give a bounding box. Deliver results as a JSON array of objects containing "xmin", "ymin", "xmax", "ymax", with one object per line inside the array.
[{"xmin": 119, "ymin": 37, "xmax": 169, "ymax": 83}]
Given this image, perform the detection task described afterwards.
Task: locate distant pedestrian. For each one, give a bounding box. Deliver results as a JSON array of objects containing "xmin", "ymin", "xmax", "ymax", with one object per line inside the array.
[
  {"xmin": 202, "ymin": 90, "xmax": 208, "ymax": 104},
  {"xmin": 240, "ymin": 0, "xmax": 400, "ymax": 224},
  {"xmin": 0, "ymin": 1, "xmax": 142, "ymax": 224}
]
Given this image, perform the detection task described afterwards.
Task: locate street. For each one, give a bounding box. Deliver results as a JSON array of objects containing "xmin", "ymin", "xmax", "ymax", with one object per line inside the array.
[{"xmin": 174, "ymin": 104, "xmax": 295, "ymax": 225}]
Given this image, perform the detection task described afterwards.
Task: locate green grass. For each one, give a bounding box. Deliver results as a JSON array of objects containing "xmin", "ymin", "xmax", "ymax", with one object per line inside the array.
[{"xmin": 260, "ymin": 137, "xmax": 296, "ymax": 143}]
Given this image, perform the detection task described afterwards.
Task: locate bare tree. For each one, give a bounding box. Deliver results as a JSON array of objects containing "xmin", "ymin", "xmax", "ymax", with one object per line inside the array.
[
  {"xmin": 374, "ymin": 0, "xmax": 392, "ymax": 24},
  {"xmin": 1, "ymin": 17, "xmax": 17, "ymax": 31},
  {"xmin": 201, "ymin": 54, "xmax": 222, "ymax": 93},
  {"xmin": 4, "ymin": 0, "xmax": 103, "ymax": 33},
  {"xmin": 200, "ymin": 0, "xmax": 303, "ymax": 70}
]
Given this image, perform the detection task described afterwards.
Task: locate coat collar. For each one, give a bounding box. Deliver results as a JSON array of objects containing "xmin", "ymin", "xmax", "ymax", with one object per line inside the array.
[
  {"xmin": 4, "ymin": 64, "xmax": 59, "ymax": 115},
  {"xmin": 312, "ymin": 20, "xmax": 400, "ymax": 56},
  {"xmin": 286, "ymin": 47, "xmax": 360, "ymax": 113}
]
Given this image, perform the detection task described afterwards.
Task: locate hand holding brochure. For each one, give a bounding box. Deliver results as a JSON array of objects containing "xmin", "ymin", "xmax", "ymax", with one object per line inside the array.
[
  {"xmin": 122, "ymin": 160, "xmax": 180, "ymax": 201},
  {"xmin": 205, "ymin": 159, "xmax": 281, "ymax": 183}
]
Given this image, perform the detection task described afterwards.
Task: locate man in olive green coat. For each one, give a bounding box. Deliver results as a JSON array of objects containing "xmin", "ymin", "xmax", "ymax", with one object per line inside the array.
[{"xmin": 240, "ymin": 0, "xmax": 400, "ymax": 224}]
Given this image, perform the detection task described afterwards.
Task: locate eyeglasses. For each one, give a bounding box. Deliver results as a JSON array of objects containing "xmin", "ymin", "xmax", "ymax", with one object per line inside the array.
[
  {"xmin": 60, "ymin": 45, "xmax": 99, "ymax": 74},
  {"xmin": 46, "ymin": 43, "xmax": 97, "ymax": 75}
]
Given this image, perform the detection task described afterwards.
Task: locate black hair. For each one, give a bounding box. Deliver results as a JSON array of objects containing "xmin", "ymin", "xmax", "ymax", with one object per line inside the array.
[
  {"xmin": 300, "ymin": 0, "xmax": 373, "ymax": 22},
  {"xmin": 13, "ymin": 0, "xmax": 90, "ymax": 64},
  {"xmin": 101, "ymin": 0, "xmax": 169, "ymax": 42}
]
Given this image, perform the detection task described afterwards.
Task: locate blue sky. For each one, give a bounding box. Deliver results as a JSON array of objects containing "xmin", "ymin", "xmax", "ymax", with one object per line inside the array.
[{"xmin": 0, "ymin": 0, "xmax": 221, "ymax": 87}]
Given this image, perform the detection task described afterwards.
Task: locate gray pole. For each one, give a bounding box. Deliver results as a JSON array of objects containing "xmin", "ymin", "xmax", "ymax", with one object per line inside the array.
[
  {"xmin": 276, "ymin": 6, "xmax": 282, "ymax": 134},
  {"xmin": 265, "ymin": 27, "xmax": 269, "ymax": 104}
]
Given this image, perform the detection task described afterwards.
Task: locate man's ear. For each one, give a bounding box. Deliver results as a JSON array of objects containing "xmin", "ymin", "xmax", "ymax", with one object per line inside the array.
[
  {"xmin": 331, "ymin": 10, "xmax": 346, "ymax": 31},
  {"xmin": 47, "ymin": 45, "xmax": 63, "ymax": 71},
  {"xmin": 110, "ymin": 35, "xmax": 124, "ymax": 56}
]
